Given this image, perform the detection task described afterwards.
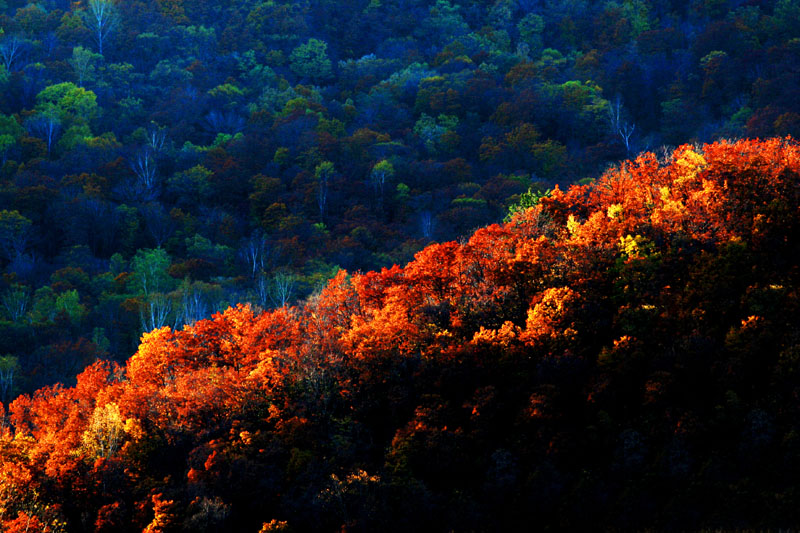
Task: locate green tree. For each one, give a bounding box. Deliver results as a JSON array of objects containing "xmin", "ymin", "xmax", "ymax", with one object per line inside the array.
[
  {"xmin": 55, "ymin": 289, "xmax": 86, "ymax": 325},
  {"xmin": 57, "ymin": 124, "xmax": 93, "ymax": 152},
  {"xmin": 130, "ymin": 248, "xmax": 172, "ymax": 297},
  {"xmin": 0, "ymin": 134, "xmax": 14, "ymax": 166},
  {"xmin": 422, "ymin": 0, "xmax": 469, "ymax": 43},
  {"xmin": 370, "ymin": 160, "xmax": 394, "ymax": 207},
  {"xmin": 0, "ymin": 210, "xmax": 32, "ymax": 260},
  {"xmin": 177, "ymin": 25, "xmax": 217, "ymax": 61},
  {"xmin": 149, "ymin": 58, "xmax": 193, "ymax": 86},
  {"xmin": 518, "ymin": 13, "xmax": 544, "ymax": 53},
  {"xmin": 36, "ymin": 82, "xmax": 99, "ymax": 126},
  {"xmin": 0, "ymin": 114, "xmax": 23, "ymax": 140},
  {"xmin": 167, "ymin": 165, "xmax": 213, "ymax": 207},
  {"xmin": 69, "ymin": 46, "xmax": 102, "ymax": 86},
  {"xmin": 30, "ymin": 286, "xmax": 57, "ymax": 322},
  {"xmin": 0, "ymin": 114, "xmax": 21, "ymax": 162},
  {"xmin": 504, "ymin": 186, "xmax": 551, "ymax": 222},
  {"xmin": 289, "ymin": 39, "xmax": 333, "ymax": 82}
]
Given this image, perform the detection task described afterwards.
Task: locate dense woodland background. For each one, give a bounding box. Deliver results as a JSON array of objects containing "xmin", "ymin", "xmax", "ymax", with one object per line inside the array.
[
  {"xmin": 2, "ymin": 0, "xmax": 800, "ymax": 531},
  {"xmin": 3, "ymin": 138, "xmax": 800, "ymax": 531},
  {"xmin": 2, "ymin": 0, "xmax": 800, "ymax": 394}
]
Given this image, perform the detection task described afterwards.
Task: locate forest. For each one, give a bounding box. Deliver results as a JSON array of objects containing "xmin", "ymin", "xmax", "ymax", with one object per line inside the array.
[
  {"xmin": 1, "ymin": 0, "xmax": 800, "ymax": 530},
  {"xmin": 3, "ymin": 138, "xmax": 800, "ymax": 531},
  {"xmin": 2, "ymin": 0, "xmax": 800, "ymax": 395}
]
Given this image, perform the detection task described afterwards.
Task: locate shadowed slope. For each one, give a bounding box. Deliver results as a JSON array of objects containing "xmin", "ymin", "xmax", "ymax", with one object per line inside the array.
[{"xmin": 3, "ymin": 138, "xmax": 800, "ymax": 531}]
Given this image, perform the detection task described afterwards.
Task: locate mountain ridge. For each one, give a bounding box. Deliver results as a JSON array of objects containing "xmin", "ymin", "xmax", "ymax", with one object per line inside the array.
[{"xmin": 2, "ymin": 137, "xmax": 800, "ymax": 531}]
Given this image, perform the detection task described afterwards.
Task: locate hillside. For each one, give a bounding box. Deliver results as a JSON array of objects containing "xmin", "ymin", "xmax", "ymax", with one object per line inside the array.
[
  {"xmin": 4, "ymin": 0, "xmax": 800, "ymax": 397},
  {"xmin": 2, "ymin": 138, "xmax": 800, "ymax": 531}
]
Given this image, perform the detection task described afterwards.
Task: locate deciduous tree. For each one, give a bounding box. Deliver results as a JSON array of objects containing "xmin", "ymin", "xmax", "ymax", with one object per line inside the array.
[{"xmin": 82, "ymin": 0, "xmax": 120, "ymax": 55}]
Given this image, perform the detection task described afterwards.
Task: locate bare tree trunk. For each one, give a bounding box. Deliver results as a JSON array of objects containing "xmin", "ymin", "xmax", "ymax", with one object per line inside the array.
[
  {"xmin": 240, "ymin": 231, "xmax": 269, "ymax": 279},
  {"xmin": 140, "ymin": 293, "xmax": 172, "ymax": 332},
  {"xmin": 0, "ymin": 35, "xmax": 25, "ymax": 71},
  {"xmin": 270, "ymin": 271, "xmax": 296, "ymax": 308},
  {"xmin": 85, "ymin": 0, "xmax": 120, "ymax": 55}
]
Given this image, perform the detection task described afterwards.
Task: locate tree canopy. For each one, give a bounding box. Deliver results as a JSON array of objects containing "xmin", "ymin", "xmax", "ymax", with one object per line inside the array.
[{"xmin": 2, "ymin": 139, "xmax": 800, "ymax": 530}]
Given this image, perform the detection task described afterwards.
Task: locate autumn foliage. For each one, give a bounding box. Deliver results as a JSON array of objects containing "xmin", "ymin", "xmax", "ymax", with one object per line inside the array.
[{"xmin": 3, "ymin": 138, "xmax": 800, "ymax": 530}]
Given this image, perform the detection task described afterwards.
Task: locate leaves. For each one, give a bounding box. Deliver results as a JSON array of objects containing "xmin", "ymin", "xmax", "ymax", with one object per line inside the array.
[{"xmin": 0, "ymin": 0, "xmax": 799, "ymax": 521}]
